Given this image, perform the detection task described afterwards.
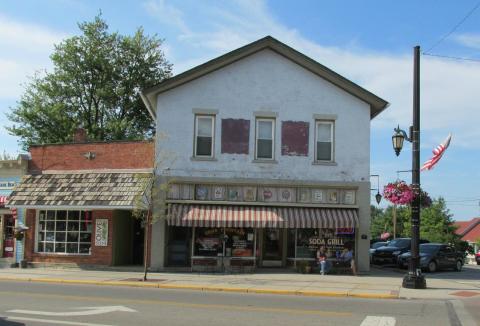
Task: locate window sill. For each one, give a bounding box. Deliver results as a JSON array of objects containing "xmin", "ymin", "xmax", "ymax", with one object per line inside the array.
[
  {"xmin": 190, "ymin": 156, "xmax": 217, "ymax": 162},
  {"xmin": 312, "ymin": 161, "xmax": 337, "ymax": 166},
  {"xmin": 252, "ymin": 159, "xmax": 278, "ymax": 164}
]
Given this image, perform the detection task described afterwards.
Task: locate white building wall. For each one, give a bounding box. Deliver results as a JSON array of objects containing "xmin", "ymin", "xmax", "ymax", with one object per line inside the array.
[
  {"xmin": 155, "ymin": 49, "xmax": 371, "ymax": 183},
  {"xmin": 151, "ymin": 49, "xmax": 373, "ymax": 271}
]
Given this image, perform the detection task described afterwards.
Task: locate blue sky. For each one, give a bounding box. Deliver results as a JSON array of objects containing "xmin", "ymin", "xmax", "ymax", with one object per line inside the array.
[{"xmin": 1, "ymin": 0, "xmax": 480, "ymax": 221}]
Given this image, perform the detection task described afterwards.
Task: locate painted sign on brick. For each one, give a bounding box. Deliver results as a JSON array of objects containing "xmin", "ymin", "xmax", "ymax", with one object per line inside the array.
[{"xmin": 95, "ymin": 219, "xmax": 108, "ymax": 246}]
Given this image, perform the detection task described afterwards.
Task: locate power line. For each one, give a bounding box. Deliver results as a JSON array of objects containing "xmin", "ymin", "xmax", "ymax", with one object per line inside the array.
[
  {"xmin": 424, "ymin": 1, "xmax": 480, "ymax": 54},
  {"xmin": 423, "ymin": 52, "xmax": 480, "ymax": 62}
]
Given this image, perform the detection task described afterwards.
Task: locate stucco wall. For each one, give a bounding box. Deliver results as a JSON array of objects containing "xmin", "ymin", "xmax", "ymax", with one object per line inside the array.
[{"xmin": 155, "ymin": 49, "xmax": 371, "ymax": 183}]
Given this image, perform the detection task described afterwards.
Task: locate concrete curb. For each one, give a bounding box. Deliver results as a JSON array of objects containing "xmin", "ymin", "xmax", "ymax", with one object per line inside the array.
[{"xmin": 0, "ymin": 277, "xmax": 399, "ymax": 300}]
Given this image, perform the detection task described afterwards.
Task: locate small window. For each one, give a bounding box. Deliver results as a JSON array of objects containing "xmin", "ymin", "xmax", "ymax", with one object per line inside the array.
[
  {"xmin": 255, "ymin": 118, "xmax": 275, "ymax": 160},
  {"xmin": 315, "ymin": 121, "xmax": 334, "ymax": 162},
  {"xmin": 194, "ymin": 115, "xmax": 215, "ymax": 157}
]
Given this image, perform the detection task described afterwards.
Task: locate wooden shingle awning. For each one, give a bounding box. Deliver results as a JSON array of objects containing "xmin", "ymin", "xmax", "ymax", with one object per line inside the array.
[
  {"xmin": 167, "ymin": 204, "xmax": 359, "ymax": 228},
  {"xmin": 6, "ymin": 172, "xmax": 151, "ymax": 209}
]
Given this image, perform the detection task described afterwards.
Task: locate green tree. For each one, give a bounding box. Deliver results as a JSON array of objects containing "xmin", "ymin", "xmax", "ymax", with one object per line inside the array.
[
  {"xmin": 370, "ymin": 205, "xmax": 410, "ymax": 239},
  {"xmin": 402, "ymin": 197, "xmax": 457, "ymax": 243},
  {"xmin": 7, "ymin": 15, "xmax": 172, "ymax": 149}
]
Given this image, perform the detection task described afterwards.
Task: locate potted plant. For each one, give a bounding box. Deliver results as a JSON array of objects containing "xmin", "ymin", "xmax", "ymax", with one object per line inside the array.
[{"xmin": 296, "ymin": 260, "xmax": 312, "ymax": 274}]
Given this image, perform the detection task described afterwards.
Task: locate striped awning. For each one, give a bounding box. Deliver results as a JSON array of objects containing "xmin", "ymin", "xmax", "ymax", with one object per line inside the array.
[
  {"xmin": 167, "ymin": 204, "xmax": 359, "ymax": 228},
  {"xmin": 0, "ymin": 196, "xmax": 7, "ymax": 207}
]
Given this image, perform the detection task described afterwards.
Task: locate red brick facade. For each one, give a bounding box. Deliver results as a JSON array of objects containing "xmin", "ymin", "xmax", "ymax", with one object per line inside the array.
[
  {"xmin": 24, "ymin": 209, "xmax": 114, "ymax": 266},
  {"xmin": 22, "ymin": 140, "xmax": 154, "ymax": 267},
  {"xmin": 28, "ymin": 140, "xmax": 154, "ymax": 173}
]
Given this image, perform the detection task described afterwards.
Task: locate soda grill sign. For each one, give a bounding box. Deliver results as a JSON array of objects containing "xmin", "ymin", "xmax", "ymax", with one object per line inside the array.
[
  {"xmin": 307, "ymin": 228, "xmax": 354, "ymax": 249},
  {"xmin": 0, "ymin": 181, "xmax": 16, "ymax": 190}
]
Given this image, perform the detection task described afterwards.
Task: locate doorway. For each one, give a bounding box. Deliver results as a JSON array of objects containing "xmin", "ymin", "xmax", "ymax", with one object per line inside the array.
[
  {"xmin": 166, "ymin": 226, "xmax": 191, "ymax": 267},
  {"xmin": 262, "ymin": 228, "xmax": 282, "ymax": 267},
  {"xmin": 132, "ymin": 218, "xmax": 144, "ymax": 265},
  {"xmin": 2, "ymin": 215, "xmax": 14, "ymax": 258}
]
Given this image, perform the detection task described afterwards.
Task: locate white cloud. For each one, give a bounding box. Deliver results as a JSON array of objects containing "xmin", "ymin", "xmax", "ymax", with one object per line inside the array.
[
  {"xmin": 454, "ymin": 33, "xmax": 480, "ymax": 50},
  {"xmin": 0, "ymin": 15, "xmax": 66, "ymax": 100},
  {"xmin": 145, "ymin": 0, "xmax": 480, "ymax": 149},
  {"xmin": 0, "ymin": 14, "xmax": 66, "ymax": 52},
  {"xmin": 143, "ymin": 0, "xmax": 191, "ymax": 34}
]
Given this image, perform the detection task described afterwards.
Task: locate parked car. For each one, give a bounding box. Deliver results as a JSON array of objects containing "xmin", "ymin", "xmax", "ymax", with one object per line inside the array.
[
  {"xmin": 476, "ymin": 250, "xmax": 480, "ymax": 265},
  {"xmin": 372, "ymin": 238, "xmax": 429, "ymax": 265},
  {"xmin": 397, "ymin": 243, "xmax": 464, "ymax": 272},
  {"xmin": 369, "ymin": 241, "xmax": 388, "ymax": 262}
]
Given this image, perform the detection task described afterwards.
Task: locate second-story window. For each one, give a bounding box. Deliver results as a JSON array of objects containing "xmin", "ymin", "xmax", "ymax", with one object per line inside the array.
[
  {"xmin": 195, "ymin": 115, "xmax": 215, "ymax": 157},
  {"xmin": 255, "ymin": 118, "xmax": 275, "ymax": 160},
  {"xmin": 315, "ymin": 121, "xmax": 334, "ymax": 162}
]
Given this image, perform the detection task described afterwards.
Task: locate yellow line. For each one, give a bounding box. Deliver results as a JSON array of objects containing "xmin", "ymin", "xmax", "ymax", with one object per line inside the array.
[
  {"xmin": 0, "ymin": 277, "xmax": 398, "ymax": 299},
  {"xmin": 0, "ymin": 290, "xmax": 352, "ymax": 317}
]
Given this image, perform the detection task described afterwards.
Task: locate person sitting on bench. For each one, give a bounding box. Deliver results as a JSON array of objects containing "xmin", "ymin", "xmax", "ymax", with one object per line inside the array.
[{"xmin": 339, "ymin": 247, "xmax": 357, "ymax": 275}]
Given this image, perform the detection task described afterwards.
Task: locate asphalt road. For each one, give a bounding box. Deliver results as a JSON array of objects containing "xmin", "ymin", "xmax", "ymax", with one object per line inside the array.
[{"xmin": 0, "ymin": 280, "xmax": 476, "ymax": 326}]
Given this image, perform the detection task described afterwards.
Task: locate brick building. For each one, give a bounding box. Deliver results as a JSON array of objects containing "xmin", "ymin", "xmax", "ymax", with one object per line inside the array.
[{"xmin": 7, "ymin": 138, "xmax": 154, "ymax": 267}]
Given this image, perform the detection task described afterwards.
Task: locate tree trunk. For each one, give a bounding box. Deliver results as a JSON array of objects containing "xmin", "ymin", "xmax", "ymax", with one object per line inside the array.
[{"xmin": 143, "ymin": 212, "xmax": 150, "ymax": 281}]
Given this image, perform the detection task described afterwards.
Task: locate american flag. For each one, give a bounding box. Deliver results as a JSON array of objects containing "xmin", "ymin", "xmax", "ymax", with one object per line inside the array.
[{"xmin": 421, "ymin": 134, "xmax": 452, "ymax": 171}]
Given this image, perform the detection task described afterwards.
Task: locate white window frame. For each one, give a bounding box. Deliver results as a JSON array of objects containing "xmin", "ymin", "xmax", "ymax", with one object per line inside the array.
[
  {"xmin": 314, "ymin": 120, "xmax": 335, "ymax": 162},
  {"xmin": 255, "ymin": 118, "xmax": 275, "ymax": 160},
  {"xmin": 35, "ymin": 210, "xmax": 92, "ymax": 255},
  {"xmin": 194, "ymin": 115, "xmax": 215, "ymax": 158}
]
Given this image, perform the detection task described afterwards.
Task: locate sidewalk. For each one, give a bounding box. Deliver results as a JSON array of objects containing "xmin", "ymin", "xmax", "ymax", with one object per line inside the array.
[{"xmin": 0, "ymin": 265, "xmax": 479, "ymax": 300}]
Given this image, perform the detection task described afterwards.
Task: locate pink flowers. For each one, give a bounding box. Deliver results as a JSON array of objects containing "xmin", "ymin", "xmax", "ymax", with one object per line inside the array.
[
  {"xmin": 383, "ymin": 181, "xmax": 414, "ymax": 205},
  {"xmin": 382, "ymin": 180, "xmax": 433, "ymax": 207}
]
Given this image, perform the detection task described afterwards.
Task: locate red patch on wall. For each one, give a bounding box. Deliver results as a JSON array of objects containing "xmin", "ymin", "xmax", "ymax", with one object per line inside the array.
[
  {"xmin": 281, "ymin": 121, "xmax": 309, "ymax": 156},
  {"xmin": 221, "ymin": 119, "xmax": 250, "ymax": 154}
]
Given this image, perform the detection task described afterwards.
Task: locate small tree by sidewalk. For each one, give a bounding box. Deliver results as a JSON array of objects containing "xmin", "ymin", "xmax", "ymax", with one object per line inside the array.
[
  {"xmin": 132, "ymin": 174, "xmax": 169, "ymax": 281},
  {"xmin": 132, "ymin": 136, "xmax": 175, "ymax": 281}
]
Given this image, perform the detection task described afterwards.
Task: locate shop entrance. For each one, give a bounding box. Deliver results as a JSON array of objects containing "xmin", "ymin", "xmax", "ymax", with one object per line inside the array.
[
  {"xmin": 261, "ymin": 228, "xmax": 283, "ymax": 267},
  {"xmin": 2, "ymin": 215, "xmax": 14, "ymax": 258},
  {"xmin": 167, "ymin": 226, "xmax": 191, "ymax": 267},
  {"xmin": 132, "ymin": 218, "xmax": 144, "ymax": 265}
]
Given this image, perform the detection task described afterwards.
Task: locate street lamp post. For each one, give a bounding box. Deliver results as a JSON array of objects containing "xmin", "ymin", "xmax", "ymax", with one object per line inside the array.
[{"xmin": 391, "ymin": 46, "xmax": 426, "ymax": 289}]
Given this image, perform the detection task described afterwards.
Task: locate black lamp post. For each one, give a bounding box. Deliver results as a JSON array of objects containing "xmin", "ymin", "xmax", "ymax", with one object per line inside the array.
[
  {"xmin": 370, "ymin": 174, "xmax": 382, "ymax": 205},
  {"xmin": 392, "ymin": 46, "xmax": 426, "ymax": 289}
]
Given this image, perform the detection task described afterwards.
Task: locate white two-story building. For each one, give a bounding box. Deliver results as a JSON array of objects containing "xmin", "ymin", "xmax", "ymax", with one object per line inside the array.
[{"xmin": 141, "ymin": 36, "xmax": 388, "ymax": 273}]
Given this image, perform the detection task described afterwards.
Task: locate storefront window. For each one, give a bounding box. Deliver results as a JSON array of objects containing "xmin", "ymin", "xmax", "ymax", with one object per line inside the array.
[
  {"xmin": 37, "ymin": 210, "xmax": 92, "ymax": 254},
  {"xmin": 194, "ymin": 227, "xmax": 223, "ymax": 257},
  {"xmin": 294, "ymin": 228, "xmax": 356, "ymax": 259},
  {"xmin": 225, "ymin": 228, "xmax": 254, "ymax": 257},
  {"xmin": 296, "ymin": 229, "xmax": 317, "ymax": 258}
]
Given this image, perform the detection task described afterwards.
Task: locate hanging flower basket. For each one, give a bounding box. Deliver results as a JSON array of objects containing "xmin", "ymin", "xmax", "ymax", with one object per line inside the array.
[{"xmin": 383, "ymin": 180, "xmax": 414, "ymax": 205}]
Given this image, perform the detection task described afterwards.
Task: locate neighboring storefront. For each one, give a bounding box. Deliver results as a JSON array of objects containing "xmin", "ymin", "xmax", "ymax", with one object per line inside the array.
[
  {"xmin": 0, "ymin": 156, "xmax": 28, "ymax": 266},
  {"xmin": 6, "ymin": 138, "xmax": 154, "ymax": 267},
  {"xmin": 164, "ymin": 182, "xmax": 359, "ymax": 272}
]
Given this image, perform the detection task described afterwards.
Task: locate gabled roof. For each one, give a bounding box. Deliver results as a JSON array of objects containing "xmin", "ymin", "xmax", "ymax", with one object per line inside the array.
[
  {"xmin": 454, "ymin": 217, "xmax": 480, "ymax": 242},
  {"xmin": 141, "ymin": 36, "xmax": 389, "ymax": 120}
]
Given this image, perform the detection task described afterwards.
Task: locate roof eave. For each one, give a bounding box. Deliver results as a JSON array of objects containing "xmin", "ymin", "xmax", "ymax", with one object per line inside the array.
[{"xmin": 142, "ymin": 36, "xmax": 389, "ymax": 120}]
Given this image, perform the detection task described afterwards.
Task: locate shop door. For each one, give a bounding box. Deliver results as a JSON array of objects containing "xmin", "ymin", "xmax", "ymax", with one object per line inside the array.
[
  {"xmin": 167, "ymin": 226, "xmax": 191, "ymax": 267},
  {"xmin": 262, "ymin": 228, "xmax": 283, "ymax": 267},
  {"xmin": 2, "ymin": 215, "xmax": 14, "ymax": 258}
]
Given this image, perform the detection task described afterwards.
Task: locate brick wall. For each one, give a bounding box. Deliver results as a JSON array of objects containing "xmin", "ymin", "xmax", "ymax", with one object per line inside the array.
[
  {"xmin": 24, "ymin": 209, "xmax": 114, "ymax": 266},
  {"xmin": 28, "ymin": 140, "xmax": 154, "ymax": 173}
]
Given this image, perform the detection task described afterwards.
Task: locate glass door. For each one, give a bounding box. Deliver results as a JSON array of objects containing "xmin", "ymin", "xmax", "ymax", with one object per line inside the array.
[
  {"xmin": 262, "ymin": 228, "xmax": 282, "ymax": 266},
  {"xmin": 2, "ymin": 215, "xmax": 14, "ymax": 258}
]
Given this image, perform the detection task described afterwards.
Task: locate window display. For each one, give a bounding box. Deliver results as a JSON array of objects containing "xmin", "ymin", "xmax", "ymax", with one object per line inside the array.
[
  {"xmin": 225, "ymin": 228, "xmax": 254, "ymax": 257},
  {"xmin": 194, "ymin": 228, "xmax": 222, "ymax": 257}
]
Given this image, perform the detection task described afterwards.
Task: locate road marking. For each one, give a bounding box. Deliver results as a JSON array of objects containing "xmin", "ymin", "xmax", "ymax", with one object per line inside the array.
[
  {"xmin": 5, "ymin": 316, "xmax": 114, "ymax": 326},
  {"xmin": 0, "ymin": 290, "xmax": 351, "ymax": 317},
  {"xmin": 360, "ymin": 316, "xmax": 396, "ymax": 326},
  {"xmin": 8, "ymin": 305, "xmax": 136, "ymax": 316}
]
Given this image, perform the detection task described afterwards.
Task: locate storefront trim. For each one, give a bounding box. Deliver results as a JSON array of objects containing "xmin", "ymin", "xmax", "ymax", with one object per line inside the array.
[{"xmin": 167, "ymin": 200, "xmax": 358, "ymax": 209}]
